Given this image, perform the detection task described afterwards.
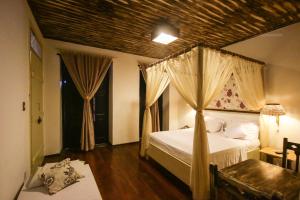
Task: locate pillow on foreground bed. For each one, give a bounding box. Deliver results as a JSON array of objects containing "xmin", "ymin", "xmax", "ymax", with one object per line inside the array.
[
  {"xmin": 204, "ymin": 116, "xmax": 225, "ymax": 133},
  {"xmin": 224, "ymin": 122, "xmax": 259, "ymax": 140},
  {"xmin": 40, "ymin": 158, "xmax": 82, "ymax": 194},
  {"xmin": 26, "ymin": 159, "xmax": 85, "ymax": 190}
]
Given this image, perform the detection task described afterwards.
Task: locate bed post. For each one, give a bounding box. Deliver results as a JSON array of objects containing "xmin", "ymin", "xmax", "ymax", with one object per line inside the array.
[{"xmin": 209, "ymin": 163, "xmax": 218, "ymax": 200}]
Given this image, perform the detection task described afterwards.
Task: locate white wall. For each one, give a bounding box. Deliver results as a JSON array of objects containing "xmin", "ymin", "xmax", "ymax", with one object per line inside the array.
[
  {"xmin": 224, "ymin": 22, "xmax": 300, "ymax": 148},
  {"xmin": 43, "ymin": 39, "xmax": 156, "ymax": 154},
  {"xmin": 0, "ymin": 1, "xmax": 44, "ymax": 199}
]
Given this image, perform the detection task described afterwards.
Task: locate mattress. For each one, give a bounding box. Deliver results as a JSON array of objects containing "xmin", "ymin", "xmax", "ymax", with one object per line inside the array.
[
  {"xmin": 17, "ymin": 164, "xmax": 101, "ymax": 200},
  {"xmin": 149, "ymin": 128, "xmax": 260, "ymax": 169}
]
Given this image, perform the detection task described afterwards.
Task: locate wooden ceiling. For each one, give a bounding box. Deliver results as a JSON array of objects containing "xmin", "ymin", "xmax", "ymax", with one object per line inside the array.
[{"xmin": 28, "ymin": 0, "xmax": 300, "ymax": 58}]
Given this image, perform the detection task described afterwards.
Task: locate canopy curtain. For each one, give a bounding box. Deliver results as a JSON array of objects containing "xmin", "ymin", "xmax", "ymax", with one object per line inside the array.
[
  {"xmin": 60, "ymin": 50, "xmax": 112, "ymax": 151},
  {"xmin": 232, "ymin": 58, "xmax": 267, "ymax": 146},
  {"xmin": 140, "ymin": 62, "xmax": 170, "ymax": 157},
  {"xmin": 139, "ymin": 63, "xmax": 161, "ymax": 132},
  {"xmin": 166, "ymin": 47, "xmax": 233, "ymax": 200}
]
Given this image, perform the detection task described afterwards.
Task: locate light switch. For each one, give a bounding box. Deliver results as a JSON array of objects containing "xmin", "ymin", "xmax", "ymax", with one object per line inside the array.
[{"xmin": 22, "ymin": 101, "xmax": 26, "ymax": 111}]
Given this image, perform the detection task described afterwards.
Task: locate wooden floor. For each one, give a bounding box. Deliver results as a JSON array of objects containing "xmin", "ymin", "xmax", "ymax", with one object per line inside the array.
[{"xmin": 44, "ymin": 143, "xmax": 192, "ymax": 200}]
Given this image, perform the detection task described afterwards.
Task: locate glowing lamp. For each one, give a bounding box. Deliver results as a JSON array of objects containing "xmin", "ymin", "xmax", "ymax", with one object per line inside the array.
[
  {"xmin": 151, "ymin": 23, "xmax": 179, "ymax": 44},
  {"xmin": 261, "ymin": 103, "xmax": 285, "ymax": 126}
]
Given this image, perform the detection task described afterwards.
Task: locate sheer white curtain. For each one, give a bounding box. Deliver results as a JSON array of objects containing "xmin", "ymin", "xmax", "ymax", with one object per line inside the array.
[
  {"xmin": 166, "ymin": 47, "xmax": 233, "ymax": 200},
  {"xmin": 139, "ymin": 63, "xmax": 161, "ymax": 133},
  {"xmin": 232, "ymin": 58, "xmax": 266, "ymax": 146},
  {"xmin": 232, "ymin": 58, "xmax": 265, "ymax": 110},
  {"xmin": 140, "ymin": 62, "xmax": 170, "ymax": 157},
  {"xmin": 167, "ymin": 48, "xmax": 198, "ymax": 108}
]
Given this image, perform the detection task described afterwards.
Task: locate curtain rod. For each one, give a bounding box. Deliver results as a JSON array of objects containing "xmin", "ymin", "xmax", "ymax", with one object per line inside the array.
[{"xmin": 147, "ymin": 42, "xmax": 265, "ymax": 67}]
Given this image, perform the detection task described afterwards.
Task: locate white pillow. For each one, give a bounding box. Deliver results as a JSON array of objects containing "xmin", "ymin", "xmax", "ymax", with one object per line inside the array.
[
  {"xmin": 224, "ymin": 126, "xmax": 246, "ymax": 139},
  {"xmin": 204, "ymin": 116, "xmax": 225, "ymax": 133},
  {"xmin": 224, "ymin": 122, "xmax": 259, "ymax": 140},
  {"xmin": 26, "ymin": 159, "xmax": 85, "ymax": 189},
  {"xmin": 241, "ymin": 122, "xmax": 259, "ymax": 140}
]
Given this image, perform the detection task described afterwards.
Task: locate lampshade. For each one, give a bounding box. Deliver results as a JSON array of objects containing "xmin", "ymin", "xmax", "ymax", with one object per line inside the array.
[{"xmin": 261, "ymin": 103, "xmax": 286, "ymax": 116}]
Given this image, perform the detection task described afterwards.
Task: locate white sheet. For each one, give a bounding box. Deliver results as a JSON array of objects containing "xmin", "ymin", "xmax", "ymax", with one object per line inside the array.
[
  {"xmin": 149, "ymin": 128, "xmax": 259, "ymax": 169},
  {"xmin": 18, "ymin": 164, "xmax": 101, "ymax": 200}
]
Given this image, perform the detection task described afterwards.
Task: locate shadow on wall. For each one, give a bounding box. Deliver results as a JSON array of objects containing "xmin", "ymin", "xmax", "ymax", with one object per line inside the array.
[{"xmin": 265, "ymin": 64, "xmax": 300, "ymax": 145}]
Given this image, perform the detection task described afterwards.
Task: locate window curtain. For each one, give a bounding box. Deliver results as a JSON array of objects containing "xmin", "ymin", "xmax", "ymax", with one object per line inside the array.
[
  {"xmin": 139, "ymin": 63, "xmax": 161, "ymax": 132},
  {"xmin": 166, "ymin": 47, "xmax": 233, "ymax": 200},
  {"xmin": 60, "ymin": 50, "xmax": 112, "ymax": 151},
  {"xmin": 140, "ymin": 62, "xmax": 170, "ymax": 157},
  {"xmin": 232, "ymin": 58, "xmax": 266, "ymax": 146}
]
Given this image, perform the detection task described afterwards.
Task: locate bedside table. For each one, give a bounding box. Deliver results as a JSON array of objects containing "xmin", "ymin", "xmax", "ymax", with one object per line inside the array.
[{"xmin": 260, "ymin": 147, "xmax": 296, "ymax": 169}]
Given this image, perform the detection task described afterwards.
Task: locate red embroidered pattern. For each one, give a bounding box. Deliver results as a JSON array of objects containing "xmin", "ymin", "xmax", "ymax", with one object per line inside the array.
[{"xmin": 207, "ymin": 75, "xmax": 248, "ymax": 111}]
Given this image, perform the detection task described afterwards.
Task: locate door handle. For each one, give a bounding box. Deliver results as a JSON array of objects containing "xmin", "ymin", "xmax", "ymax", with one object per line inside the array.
[{"xmin": 37, "ymin": 116, "xmax": 42, "ymax": 124}]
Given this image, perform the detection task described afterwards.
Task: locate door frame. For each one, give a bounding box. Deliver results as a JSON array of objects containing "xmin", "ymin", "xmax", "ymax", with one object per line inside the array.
[
  {"xmin": 29, "ymin": 28, "xmax": 44, "ymax": 174},
  {"xmin": 93, "ymin": 68, "xmax": 111, "ymax": 145}
]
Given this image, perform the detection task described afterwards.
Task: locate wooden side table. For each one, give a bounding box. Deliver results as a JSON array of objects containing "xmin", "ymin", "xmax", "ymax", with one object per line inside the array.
[{"xmin": 260, "ymin": 147, "xmax": 296, "ymax": 169}]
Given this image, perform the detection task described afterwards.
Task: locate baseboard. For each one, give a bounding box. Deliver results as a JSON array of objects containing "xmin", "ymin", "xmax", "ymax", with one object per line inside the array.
[
  {"xmin": 111, "ymin": 141, "xmax": 139, "ymax": 146},
  {"xmin": 44, "ymin": 153, "xmax": 61, "ymax": 158}
]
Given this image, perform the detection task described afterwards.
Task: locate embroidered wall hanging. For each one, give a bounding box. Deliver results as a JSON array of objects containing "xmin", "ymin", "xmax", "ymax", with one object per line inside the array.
[{"xmin": 207, "ymin": 75, "xmax": 251, "ymax": 111}]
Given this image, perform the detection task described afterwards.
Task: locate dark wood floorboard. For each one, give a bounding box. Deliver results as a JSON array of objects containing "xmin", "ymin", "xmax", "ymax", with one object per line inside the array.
[{"xmin": 44, "ymin": 143, "xmax": 192, "ymax": 200}]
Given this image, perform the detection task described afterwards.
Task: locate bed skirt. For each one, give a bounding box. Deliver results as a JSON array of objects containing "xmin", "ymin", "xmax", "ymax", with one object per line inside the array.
[{"xmin": 147, "ymin": 143, "xmax": 260, "ymax": 186}]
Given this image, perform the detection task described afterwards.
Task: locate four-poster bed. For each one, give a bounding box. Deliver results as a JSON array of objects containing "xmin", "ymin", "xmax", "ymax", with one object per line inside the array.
[
  {"xmin": 147, "ymin": 110, "xmax": 261, "ymax": 185},
  {"xmin": 140, "ymin": 45, "xmax": 266, "ymax": 200}
]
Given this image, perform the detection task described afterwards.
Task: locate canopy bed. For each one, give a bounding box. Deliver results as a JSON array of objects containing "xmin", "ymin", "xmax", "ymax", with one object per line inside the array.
[
  {"xmin": 147, "ymin": 110, "xmax": 261, "ymax": 186},
  {"xmin": 140, "ymin": 45, "xmax": 267, "ymax": 200}
]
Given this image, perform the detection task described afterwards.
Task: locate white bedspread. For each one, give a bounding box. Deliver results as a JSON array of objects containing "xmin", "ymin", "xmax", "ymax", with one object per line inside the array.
[
  {"xmin": 149, "ymin": 128, "xmax": 259, "ymax": 169},
  {"xmin": 17, "ymin": 164, "xmax": 101, "ymax": 200}
]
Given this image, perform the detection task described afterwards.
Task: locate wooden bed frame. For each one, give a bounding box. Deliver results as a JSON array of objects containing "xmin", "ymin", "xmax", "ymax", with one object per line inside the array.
[{"xmin": 147, "ymin": 142, "xmax": 260, "ymax": 186}]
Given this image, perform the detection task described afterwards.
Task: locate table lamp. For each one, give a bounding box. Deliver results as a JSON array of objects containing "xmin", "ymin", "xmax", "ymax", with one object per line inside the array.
[
  {"xmin": 261, "ymin": 103, "xmax": 285, "ymax": 130},
  {"xmin": 261, "ymin": 103, "xmax": 285, "ymax": 153}
]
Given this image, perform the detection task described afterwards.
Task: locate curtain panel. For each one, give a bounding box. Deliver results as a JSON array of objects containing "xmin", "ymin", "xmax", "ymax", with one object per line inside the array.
[
  {"xmin": 232, "ymin": 58, "xmax": 266, "ymax": 146},
  {"xmin": 60, "ymin": 50, "xmax": 112, "ymax": 151},
  {"xmin": 232, "ymin": 58, "xmax": 265, "ymax": 110},
  {"xmin": 166, "ymin": 48, "xmax": 198, "ymax": 109},
  {"xmin": 166, "ymin": 47, "xmax": 234, "ymax": 200},
  {"xmin": 193, "ymin": 48, "xmax": 233, "ymax": 200},
  {"xmin": 139, "ymin": 63, "xmax": 161, "ymax": 133},
  {"xmin": 140, "ymin": 62, "xmax": 170, "ymax": 157}
]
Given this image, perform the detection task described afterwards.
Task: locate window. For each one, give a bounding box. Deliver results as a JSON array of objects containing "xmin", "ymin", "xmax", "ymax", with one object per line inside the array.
[{"xmin": 30, "ymin": 30, "xmax": 42, "ymax": 59}]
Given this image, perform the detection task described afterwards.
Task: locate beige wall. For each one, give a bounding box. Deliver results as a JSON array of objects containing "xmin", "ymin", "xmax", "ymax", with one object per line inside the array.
[
  {"xmin": 0, "ymin": 1, "xmax": 44, "ymax": 199},
  {"xmin": 43, "ymin": 39, "xmax": 156, "ymax": 154},
  {"xmin": 165, "ymin": 23, "xmax": 300, "ymax": 145},
  {"xmin": 224, "ymin": 22, "xmax": 300, "ymax": 149},
  {"xmin": 163, "ymin": 84, "xmax": 195, "ymax": 130}
]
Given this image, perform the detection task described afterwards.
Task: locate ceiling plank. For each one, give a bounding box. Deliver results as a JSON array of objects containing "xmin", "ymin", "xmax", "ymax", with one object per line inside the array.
[{"xmin": 27, "ymin": 0, "xmax": 300, "ymax": 58}]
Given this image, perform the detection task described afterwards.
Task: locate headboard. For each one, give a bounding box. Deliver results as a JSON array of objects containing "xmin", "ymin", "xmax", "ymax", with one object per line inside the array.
[{"xmin": 204, "ymin": 109, "xmax": 260, "ymax": 125}]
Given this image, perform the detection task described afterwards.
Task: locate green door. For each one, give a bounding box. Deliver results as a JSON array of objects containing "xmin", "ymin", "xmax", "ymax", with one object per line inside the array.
[{"xmin": 30, "ymin": 50, "xmax": 44, "ymax": 173}]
